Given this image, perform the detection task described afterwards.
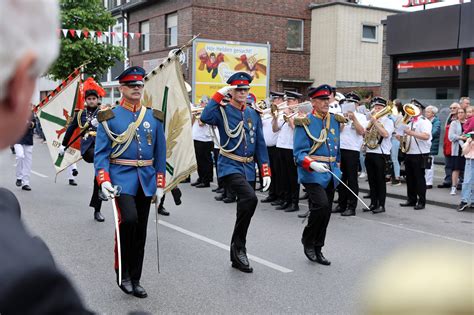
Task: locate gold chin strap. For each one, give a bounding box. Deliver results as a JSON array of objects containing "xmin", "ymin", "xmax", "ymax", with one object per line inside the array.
[
  {"xmin": 304, "ymin": 114, "xmax": 330, "ymax": 155},
  {"xmin": 101, "ymin": 106, "xmax": 147, "ymax": 159}
]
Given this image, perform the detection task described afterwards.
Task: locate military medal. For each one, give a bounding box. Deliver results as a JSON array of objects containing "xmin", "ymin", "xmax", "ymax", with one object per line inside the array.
[
  {"xmin": 247, "ymin": 118, "xmax": 253, "ymax": 130},
  {"xmin": 330, "ymin": 128, "xmax": 335, "ymax": 135},
  {"xmin": 143, "ymin": 121, "xmax": 150, "ymax": 129},
  {"xmin": 250, "ymin": 137, "xmax": 255, "ymax": 144},
  {"xmin": 146, "ymin": 130, "xmax": 152, "ymax": 145}
]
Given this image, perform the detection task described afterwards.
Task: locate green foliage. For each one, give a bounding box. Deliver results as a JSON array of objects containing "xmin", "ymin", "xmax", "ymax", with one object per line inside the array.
[{"xmin": 48, "ymin": 0, "xmax": 124, "ymax": 80}]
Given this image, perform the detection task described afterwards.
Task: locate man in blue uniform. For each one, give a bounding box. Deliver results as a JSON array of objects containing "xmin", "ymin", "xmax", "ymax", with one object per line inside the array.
[
  {"xmin": 60, "ymin": 77, "xmax": 105, "ymax": 222},
  {"xmin": 200, "ymin": 72, "xmax": 271, "ymax": 273},
  {"xmin": 94, "ymin": 66, "xmax": 166, "ymax": 298},
  {"xmin": 293, "ymin": 84, "xmax": 344, "ymax": 266}
]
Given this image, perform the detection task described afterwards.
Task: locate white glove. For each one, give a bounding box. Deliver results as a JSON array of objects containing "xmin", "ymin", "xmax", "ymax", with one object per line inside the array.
[
  {"xmin": 262, "ymin": 176, "xmax": 271, "ymax": 192},
  {"xmin": 310, "ymin": 161, "xmax": 329, "ymax": 173},
  {"xmin": 58, "ymin": 145, "xmax": 66, "ymax": 156},
  {"xmin": 101, "ymin": 181, "xmax": 116, "ymax": 200},
  {"xmin": 90, "ymin": 118, "xmax": 99, "ymax": 127},
  {"xmin": 217, "ymin": 85, "xmax": 237, "ymax": 96},
  {"xmin": 155, "ymin": 188, "xmax": 164, "ymax": 200}
]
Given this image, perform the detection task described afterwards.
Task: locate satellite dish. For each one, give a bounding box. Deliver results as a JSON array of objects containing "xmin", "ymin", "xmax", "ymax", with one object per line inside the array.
[{"xmin": 169, "ymin": 49, "xmax": 186, "ymax": 65}]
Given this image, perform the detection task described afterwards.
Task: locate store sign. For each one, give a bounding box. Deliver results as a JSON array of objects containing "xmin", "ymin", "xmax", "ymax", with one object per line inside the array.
[{"xmin": 403, "ymin": 0, "xmax": 439, "ymax": 7}]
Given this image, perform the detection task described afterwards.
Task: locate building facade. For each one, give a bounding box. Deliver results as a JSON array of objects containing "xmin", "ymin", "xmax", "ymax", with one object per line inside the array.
[{"xmin": 309, "ymin": 1, "xmax": 399, "ymax": 95}]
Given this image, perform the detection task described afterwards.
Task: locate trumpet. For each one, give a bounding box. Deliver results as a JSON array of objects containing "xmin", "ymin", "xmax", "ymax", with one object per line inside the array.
[
  {"xmin": 190, "ymin": 106, "xmax": 204, "ymax": 119},
  {"xmin": 262, "ymin": 101, "xmax": 313, "ymax": 120},
  {"xmin": 400, "ymin": 103, "xmax": 421, "ymax": 153}
]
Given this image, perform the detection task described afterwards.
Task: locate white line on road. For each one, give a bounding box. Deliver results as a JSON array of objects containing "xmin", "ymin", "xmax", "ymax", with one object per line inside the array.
[{"xmin": 158, "ymin": 220, "xmax": 293, "ymax": 273}]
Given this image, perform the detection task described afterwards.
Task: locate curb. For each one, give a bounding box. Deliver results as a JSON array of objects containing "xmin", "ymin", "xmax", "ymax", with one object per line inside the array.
[{"xmin": 359, "ymin": 188, "xmax": 458, "ymax": 210}]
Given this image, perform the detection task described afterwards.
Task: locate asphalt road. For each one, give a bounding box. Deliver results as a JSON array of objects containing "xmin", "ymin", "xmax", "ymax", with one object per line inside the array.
[{"xmin": 1, "ymin": 141, "xmax": 473, "ymax": 314}]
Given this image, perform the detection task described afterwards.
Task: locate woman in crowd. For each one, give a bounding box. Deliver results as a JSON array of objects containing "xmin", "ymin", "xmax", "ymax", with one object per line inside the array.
[
  {"xmin": 424, "ymin": 105, "xmax": 441, "ymax": 189},
  {"xmin": 390, "ymin": 100, "xmax": 404, "ymax": 185},
  {"xmin": 448, "ymin": 107, "xmax": 467, "ymax": 195}
]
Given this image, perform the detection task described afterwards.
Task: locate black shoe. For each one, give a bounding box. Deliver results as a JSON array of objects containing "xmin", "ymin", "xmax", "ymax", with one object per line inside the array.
[
  {"xmin": 437, "ymin": 183, "xmax": 451, "ymax": 188},
  {"xmin": 261, "ymin": 196, "xmax": 277, "ymax": 203},
  {"xmin": 271, "ymin": 199, "xmax": 284, "ymax": 206},
  {"xmin": 132, "ymin": 282, "xmax": 148, "ymax": 298},
  {"xmin": 215, "ymin": 187, "xmax": 224, "ymax": 194},
  {"xmin": 363, "ymin": 204, "xmax": 376, "ymax": 212},
  {"xmin": 223, "ymin": 197, "xmax": 236, "ymax": 204},
  {"xmin": 195, "ymin": 182, "xmax": 210, "ymax": 188},
  {"xmin": 426, "ymin": 185, "xmax": 433, "ymax": 189},
  {"xmin": 299, "ymin": 193, "xmax": 309, "ymax": 200},
  {"xmin": 171, "ymin": 188, "xmax": 182, "ymax": 206},
  {"xmin": 15, "ymin": 179, "xmax": 22, "ymax": 187},
  {"xmin": 332, "ymin": 205, "xmax": 345, "ymax": 213},
  {"xmin": 275, "ymin": 201, "xmax": 290, "ymax": 210},
  {"xmin": 414, "ymin": 203, "xmax": 425, "ymax": 210},
  {"xmin": 191, "ymin": 181, "xmax": 201, "ymax": 186},
  {"xmin": 400, "ymin": 202, "xmax": 416, "ymax": 207},
  {"xmin": 298, "ymin": 211, "xmax": 309, "ymax": 218},
  {"xmin": 284, "ymin": 204, "xmax": 299, "ymax": 212},
  {"xmin": 341, "ymin": 209, "xmax": 356, "ymax": 216},
  {"xmin": 363, "ymin": 194, "xmax": 371, "ymax": 199},
  {"xmin": 118, "ymin": 277, "xmax": 133, "ymax": 295},
  {"xmin": 72, "ymin": 168, "xmax": 78, "ymax": 176},
  {"xmin": 21, "ymin": 185, "xmax": 31, "ymax": 191},
  {"xmin": 158, "ymin": 207, "xmax": 170, "ymax": 216},
  {"xmin": 303, "ymin": 245, "xmax": 318, "ymax": 262},
  {"xmin": 69, "ymin": 179, "xmax": 77, "ymax": 186},
  {"xmin": 94, "ymin": 211, "xmax": 105, "ymax": 222},
  {"xmin": 372, "ymin": 206, "xmax": 385, "ymax": 214},
  {"xmin": 215, "ymin": 194, "xmax": 225, "ymax": 201},
  {"xmin": 457, "ymin": 202, "xmax": 469, "ymax": 212},
  {"xmin": 230, "ymin": 244, "xmax": 253, "ymax": 273},
  {"xmin": 315, "ymin": 251, "xmax": 331, "ymax": 266}
]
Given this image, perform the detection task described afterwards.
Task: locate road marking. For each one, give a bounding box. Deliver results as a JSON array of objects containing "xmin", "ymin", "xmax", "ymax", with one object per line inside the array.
[
  {"xmin": 13, "ymin": 164, "xmax": 49, "ymax": 178},
  {"xmin": 158, "ymin": 220, "xmax": 293, "ymax": 273}
]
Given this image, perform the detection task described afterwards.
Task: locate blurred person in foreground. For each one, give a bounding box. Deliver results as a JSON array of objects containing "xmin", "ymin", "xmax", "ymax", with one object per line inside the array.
[{"xmin": 0, "ymin": 0, "xmax": 91, "ymax": 313}]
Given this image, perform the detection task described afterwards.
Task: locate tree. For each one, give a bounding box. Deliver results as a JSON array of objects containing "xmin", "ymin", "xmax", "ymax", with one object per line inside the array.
[{"xmin": 48, "ymin": 0, "xmax": 124, "ymax": 80}]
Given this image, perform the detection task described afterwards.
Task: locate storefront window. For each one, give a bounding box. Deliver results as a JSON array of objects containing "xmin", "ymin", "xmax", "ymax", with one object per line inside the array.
[
  {"xmin": 397, "ymin": 56, "xmax": 461, "ymax": 80},
  {"xmin": 468, "ymin": 51, "xmax": 474, "ymax": 97}
]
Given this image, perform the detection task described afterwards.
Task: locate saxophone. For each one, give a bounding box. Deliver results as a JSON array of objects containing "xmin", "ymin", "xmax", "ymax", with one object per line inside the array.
[
  {"xmin": 400, "ymin": 103, "xmax": 421, "ymax": 153},
  {"xmin": 364, "ymin": 101, "xmax": 393, "ymax": 149}
]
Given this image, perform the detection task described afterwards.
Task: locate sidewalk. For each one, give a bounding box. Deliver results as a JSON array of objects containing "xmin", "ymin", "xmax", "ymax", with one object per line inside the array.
[{"xmin": 358, "ymin": 164, "xmax": 460, "ymax": 209}]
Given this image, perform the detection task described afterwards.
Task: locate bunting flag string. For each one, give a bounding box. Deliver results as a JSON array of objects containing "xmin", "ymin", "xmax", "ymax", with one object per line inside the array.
[{"xmin": 57, "ymin": 28, "xmax": 194, "ymax": 40}]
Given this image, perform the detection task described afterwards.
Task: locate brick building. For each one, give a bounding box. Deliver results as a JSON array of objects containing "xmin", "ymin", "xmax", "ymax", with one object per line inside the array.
[{"xmin": 119, "ymin": 0, "xmax": 314, "ymax": 100}]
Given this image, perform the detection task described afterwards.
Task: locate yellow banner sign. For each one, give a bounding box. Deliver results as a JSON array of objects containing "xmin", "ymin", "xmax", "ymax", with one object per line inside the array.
[{"xmin": 192, "ymin": 39, "xmax": 270, "ymax": 104}]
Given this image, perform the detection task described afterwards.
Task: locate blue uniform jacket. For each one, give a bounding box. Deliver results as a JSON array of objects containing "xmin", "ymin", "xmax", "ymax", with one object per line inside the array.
[
  {"xmin": 62, "ymin": 108, "xmax": 98, "ymax": 157},
  {"xmin": 293, "ymin": 112, "xmax": 341, "ymax": 189},
  {"xmin": 94, "ymin": 103, "xmax": 166, "ymax": 197},
  {"xmin": 200, "ymin": 93, "xmax": 270, "ymax": 181}
]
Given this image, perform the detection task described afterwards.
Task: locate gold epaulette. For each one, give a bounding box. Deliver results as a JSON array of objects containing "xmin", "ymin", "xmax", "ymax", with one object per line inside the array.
[
  {"xmin": 153, "ymin": 109, "xmax": 164, "ymax": 122},
  {"xmin": 97, "ymin": 108, "xmax": 115, "ymax": 122},
  {"xmin": 333, "ymin": 113, "xmax": 348, "ymax": 123},
  {"xmin": 294, "ymin": 117, "xmax": 310, "ymax": 126}
]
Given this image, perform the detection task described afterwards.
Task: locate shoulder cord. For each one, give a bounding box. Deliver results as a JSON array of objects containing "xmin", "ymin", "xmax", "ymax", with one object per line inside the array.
[
  {"xmin": 214, "ymin": 106, "xmax": 246, "ymax": 153},
  {"xmin": 101, "ymin": 106, "xmax": 147, "ymax": 159},
  {"xmin": 304, "ymin": 115, "xmax": 330, "ymax": 155}
]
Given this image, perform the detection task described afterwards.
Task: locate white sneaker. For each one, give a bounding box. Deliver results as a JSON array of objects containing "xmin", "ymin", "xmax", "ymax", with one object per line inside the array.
[
  {"xmin": 450, "ymin": 187, "xmax": 457, "ymax": 195},
  {"xmin": 359, "ymin": 172, "xmax": 367, "ymax": 179}
]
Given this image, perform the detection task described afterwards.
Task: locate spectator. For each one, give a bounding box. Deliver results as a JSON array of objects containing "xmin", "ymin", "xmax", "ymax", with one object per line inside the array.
[
  {"xmin": 459, "ymin": 96, "xmax": 470, "ymax": 110},
  {"xmin": 458, "ymin": 133, "xmax": 474, "ymax": 211},
  {"xmin": 463, "ymin": 105, "xmax": 474, "ymax": 133},
  {"xmin": 390, "ymin": 100, "xmax": 404, "ymax": 186},
  {"xmin": 438, "ymin": 102, "xmax": 460, "ymax": 188},
  {"xmin": 448, "ymin": 107, "xmax": 467, "ymax": 195},
  {"xmin": 424, "ymin": 105, "xmax": 440, "ymax": 189}
]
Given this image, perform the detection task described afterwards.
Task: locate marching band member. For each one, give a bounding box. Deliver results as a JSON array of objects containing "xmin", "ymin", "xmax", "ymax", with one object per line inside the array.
[
  {"xmin": 200, "ymin": 72, "xmax": 271, "ymax": 273},
  {"xmin": 293, "ymin": 84, "xmax": 344, "ymax": 265},
  {"xmin": 399, "ymin": 99, "xmax": 432, "ymax": 210},
  {"xmin": 334, "ymin": 92, "xmax": 368, "ymax": 216},
  {"xmin": 14, "ymin": 107, "xmax": 35, "ymax": 191},
  {"xmin": 363, "ymin": 97, "xmax": 394, "ymax": 214},
  {"xmin": 191, "ymin": 96, "xmax": 214, "ymax": 188},
  {"xmin": 261, "ymin": 91, "xmax": 284, "ymax": 204},
  {"xmin": 60, "ymin": 77, "xmax": 106, "ymax": 222},
  {"xmin": 94, "ymin": 66, "xmax": 166, "ymax": 298},
  {"xmin": 273, "ymin": 91, "xmax": 301, "ymax": 212}
]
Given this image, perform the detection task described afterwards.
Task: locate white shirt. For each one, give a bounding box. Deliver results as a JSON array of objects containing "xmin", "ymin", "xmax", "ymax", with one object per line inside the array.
[
  {"xmin": 212, "ymin": 127, "xmax": 220, "ymax": 149},
  {"xmin": 340, "ymin": 112, "xmax": 368, "ymax": 151},
  {"xmin": 192, "ymin": 120, "xmax": 213, "ymax": 142},
  {"xmin": 262, "ymin": 118, "xmax": 279, "ymax": 147},
  {"xmin": 276, "ymin": 120, "xmax": 294, "ymax": 150},
  {"xmin": 405, "ymin": 117, "xmax": 432, "ymax": 155},
  {"xmin": 366, "ymin": 116, "xmax": 395, "ymax": 155}
]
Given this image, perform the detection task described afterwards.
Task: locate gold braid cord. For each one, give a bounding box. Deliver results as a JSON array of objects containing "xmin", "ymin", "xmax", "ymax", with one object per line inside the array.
[{"xmin": 303, "ymin": 115, "xmax": 331, "ymax": 155}]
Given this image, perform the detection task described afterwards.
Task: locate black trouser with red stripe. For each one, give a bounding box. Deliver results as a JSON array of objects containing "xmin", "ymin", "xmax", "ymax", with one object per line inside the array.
[
  {"xmin": 114, "ymin": 185, "xmax": 152, "ymax": 282},
  {"xmin": 279, "ymin": 148, "xmax": 299, "ymax": 204},
  {"xmin": 338, "ymin": 149, "xmax": 360, "ymax": 210}
]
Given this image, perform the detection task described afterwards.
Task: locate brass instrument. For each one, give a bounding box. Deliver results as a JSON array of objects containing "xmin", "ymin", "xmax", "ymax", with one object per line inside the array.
[
  {"xmin": 400, "ymin": 103, "xmax": 421, "ymax": 153},
  {"xmin": 190, "ymin": 106, "xmax": 204, "ymax": 119},
  {"xmin": 364, "ymin": 101, "xmax": 393, "ymax": 149}
]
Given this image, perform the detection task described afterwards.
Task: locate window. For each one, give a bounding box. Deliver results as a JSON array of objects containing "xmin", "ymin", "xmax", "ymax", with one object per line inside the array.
[
  {"xmin": 103, "ymin": 0, "xmax": 108, "ymax": 9},
  {"xmin": 112, "ymin": 24, "xmax": 123, "ymax": 47},
  {"xmin": 139, "ymin": 20, "xmax": 150, "ymax": 52},
  {"xmin": 287, "ymin": 19, "xmax": 303, "ymax": 50},
  {"xmin": 362, "ymin": 24, "xmax": 377, "ymax": 42},
  {"xmin": 397, "ymin": 56, "xmax": 461, "ymax": 80},
  {"xmin": 166, "ymin": 13, "xmax": 178, "ymax": 47},
  {"xmin": 116, "ymin": 0, "xmax": 121, "ymax": 6}
]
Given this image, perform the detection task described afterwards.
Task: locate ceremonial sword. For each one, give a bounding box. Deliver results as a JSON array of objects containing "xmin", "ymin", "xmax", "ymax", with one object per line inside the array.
[
  {"xmin": 327, "ymin": 169, "xmax": 370, "ymax": 211},
  {"xmin": 154, "ymin": 199, "xmax": 161, "ymax": 274}
]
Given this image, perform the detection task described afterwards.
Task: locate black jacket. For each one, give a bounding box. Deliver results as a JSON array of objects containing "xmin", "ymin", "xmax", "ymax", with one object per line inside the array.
[{"xmin": 17, "ymin": 113, "xmax": 35, "ymax": 146}]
